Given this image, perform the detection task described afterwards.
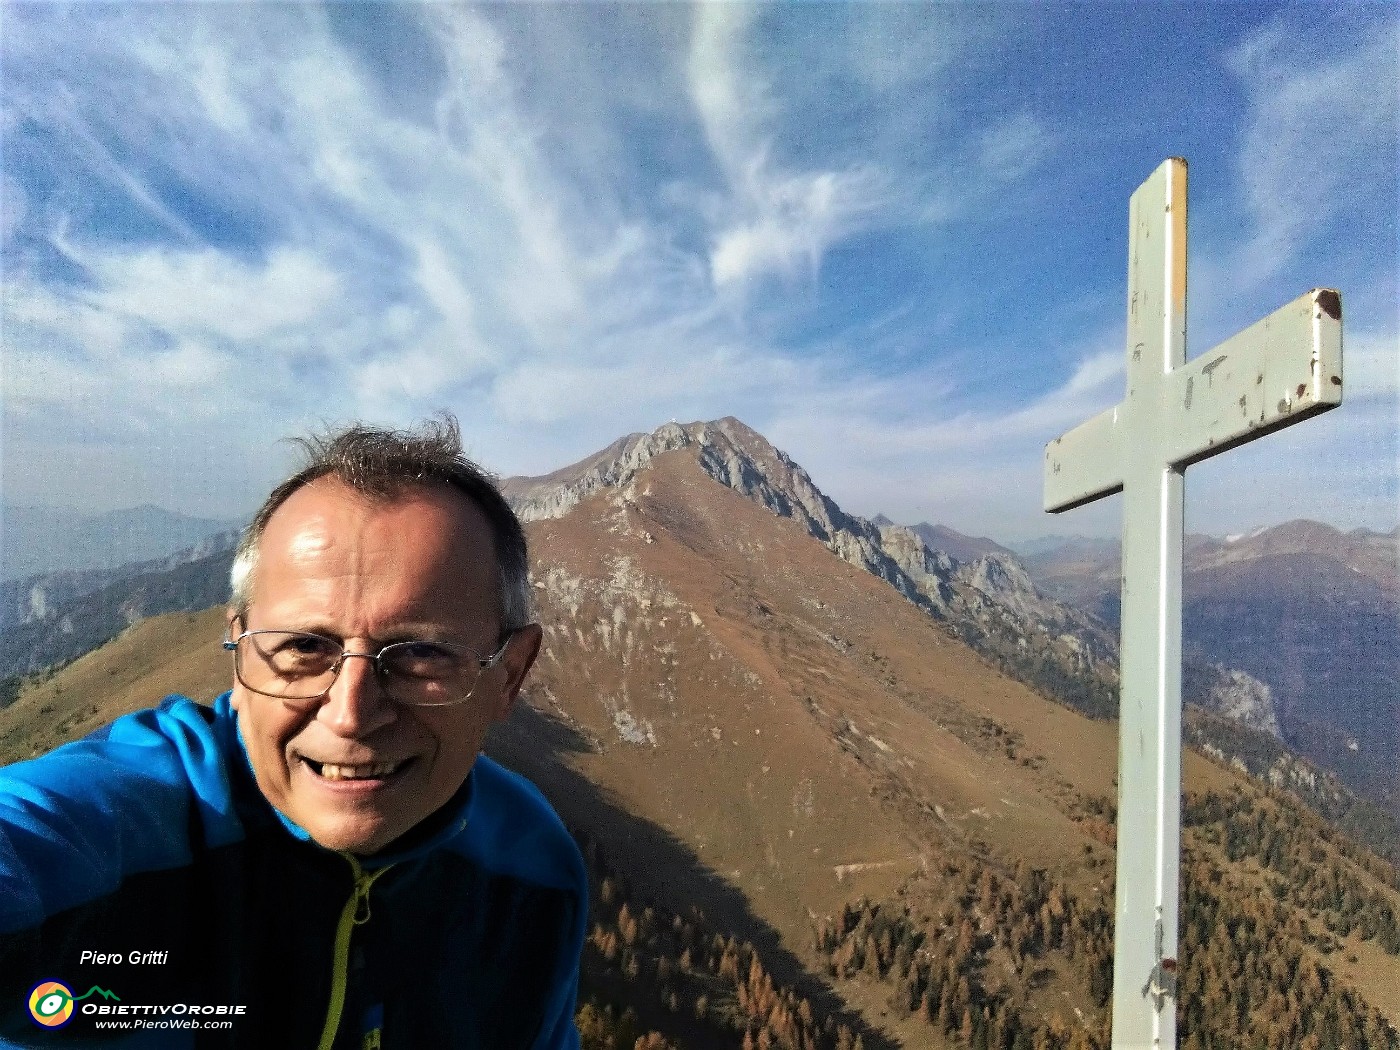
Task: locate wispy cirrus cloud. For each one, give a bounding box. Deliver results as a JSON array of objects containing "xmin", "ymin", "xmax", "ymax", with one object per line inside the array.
[
  {"xmin": 976, "ymin": 112, "xmax": 1053, "ymax": 186},
  {"xmin": 1223, "ymin": 16, "xmax": 1398, "ymax": 293},
  {"xmin": 687, "ymin": 5, "xmax": 890, "ymax": 290},
  {"xmin": 82, "ymin": 246, "xmax": 342, "ymax": 342}
]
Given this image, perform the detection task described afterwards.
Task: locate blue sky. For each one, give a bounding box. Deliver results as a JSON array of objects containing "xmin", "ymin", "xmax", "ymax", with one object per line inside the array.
[{"xmin": 2, "ymin": 2, "xmax": 1396, "ymax": 542}]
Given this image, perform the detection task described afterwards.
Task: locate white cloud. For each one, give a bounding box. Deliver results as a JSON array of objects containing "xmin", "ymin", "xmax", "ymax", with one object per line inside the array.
[
  {"xmin": 1225, "ymin": 20, "xmax": 1398, "ymax": 288},
  {"xmin": 687, "ymin": 5, "xmax": 893, "ymax": 289},
  {"xmin": 1058, "ymin": 349, "xmax": 1124, "ymax": 401},
  {"xmin": 977, "ymin": 112, "xmax": 1051, "ymax": 184},
  {"xmin": 687, "ymin": 5, "xmax": 770, "ymax": 184},
  {"xmin": 3, "ymin": 281, "xmax": 130, "ymax": 360},
  {"xmin": 354, "ymin": 347, "xmax": 475, "ymax": 419},
  {"xmin": 134, "ymin": 340, "xmax": 233, "ymax": 390},
  {"xmin": 709, "ymin": 166, "xmax": 883, "ymax": 287},
  {"xmin": 82, "ymin": 246, "xmax": 342, "ymax": 343},
  {"xmin": 411, "ymin": 238, "xmax": 483, "ymax": 344},
  {"xmin": 427, "ymin": 7, "xmax": 588, "ymax": 334}
]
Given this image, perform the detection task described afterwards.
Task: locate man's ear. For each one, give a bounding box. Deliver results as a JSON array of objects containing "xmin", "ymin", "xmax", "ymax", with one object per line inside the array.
[{"xmin": 494, "ymin": 624, "xmax": 543, "ymax": 719}]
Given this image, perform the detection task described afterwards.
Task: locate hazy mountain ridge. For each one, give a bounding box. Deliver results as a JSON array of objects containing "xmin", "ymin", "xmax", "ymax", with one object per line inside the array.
[
  {"xmin": 1, "ymin": 504, "xmax": 240, "ymax": 581},
  {"xmin": 905, "ymin": 520, "xmax": 1015, "ymax": 563},
  {"xmin": 0, "ymin": 528, "xmax": 241, "ymax": 633},
  {"xmin": 1023, "ymin": 522, "xmax": 1398, "ymax": 608},
  {"xmin": 1020, "ymin": 522, "xmax": 1400, "ymax": 813},
  {"xmin": 0, "ymin": 544, "xmax": 238, "ymax": 690}
]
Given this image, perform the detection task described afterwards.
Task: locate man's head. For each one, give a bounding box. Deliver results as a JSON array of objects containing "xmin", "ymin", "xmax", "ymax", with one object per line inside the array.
[{"xmin": 227, "ymin": 418, "xmax": 541, "ymax": 855}]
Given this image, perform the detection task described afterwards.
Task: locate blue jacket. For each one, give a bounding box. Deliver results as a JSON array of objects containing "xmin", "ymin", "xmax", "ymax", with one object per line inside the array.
[{"xmin": 0, "ymin": 694, "xmax": 587, "ymax": 1049}]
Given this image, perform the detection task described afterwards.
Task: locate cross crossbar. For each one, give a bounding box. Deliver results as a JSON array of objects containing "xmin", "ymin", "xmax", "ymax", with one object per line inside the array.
[{"xmin": 1046, "ymin": 288, "xmax": 1343, "ymax": 513}]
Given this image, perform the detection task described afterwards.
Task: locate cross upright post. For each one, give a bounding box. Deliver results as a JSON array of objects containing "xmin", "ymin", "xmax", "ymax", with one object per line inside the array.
[{"xmin": 1043, "ymin": 157, "xmax": 1343, "ymax": 1049}]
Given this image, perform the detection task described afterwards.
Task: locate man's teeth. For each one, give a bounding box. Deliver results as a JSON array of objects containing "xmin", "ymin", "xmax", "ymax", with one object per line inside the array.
[{"xmin": 316, "ymin": 761, "xmax": 402, "ymax": 781}]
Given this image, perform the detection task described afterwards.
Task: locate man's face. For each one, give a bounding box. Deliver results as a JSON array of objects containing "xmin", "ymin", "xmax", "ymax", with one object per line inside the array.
[{"xmin": 230, "ymin": 478, "xmax": 539, "ymax": 855}]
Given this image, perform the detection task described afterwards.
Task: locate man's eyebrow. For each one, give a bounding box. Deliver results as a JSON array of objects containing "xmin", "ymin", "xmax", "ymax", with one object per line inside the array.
[
  {"xmin": 312, "ymin": 622, "xmax": 481, "ymax": 645},
  {"xmin": 245, "ymin": 618, "xmax": 337, "ymax": 637},
  {"xmin": 242, "ymin": 616, "xmax": 485, "ymax": 646},
  {"xmin": 377, "ymin": 623, "xmax": 469, "ymax": 644}
]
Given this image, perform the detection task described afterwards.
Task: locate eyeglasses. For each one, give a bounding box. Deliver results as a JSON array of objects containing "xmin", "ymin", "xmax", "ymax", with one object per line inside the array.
[{"xmin": 224, "ymin": 629, "xmax": 514, "ymax": 707}]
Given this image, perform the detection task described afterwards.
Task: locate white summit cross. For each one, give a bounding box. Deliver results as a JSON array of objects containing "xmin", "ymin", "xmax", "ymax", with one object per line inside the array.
[{"xmin": 1043, "ymin": 157, "xmax": 1343, "ymax": 1049}]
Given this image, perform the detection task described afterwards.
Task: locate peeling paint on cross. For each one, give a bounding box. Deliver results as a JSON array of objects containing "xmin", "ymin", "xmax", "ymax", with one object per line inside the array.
[{"xmin": 1043, "ymin": 157, "xmax": 1343, "ymax": 1049}]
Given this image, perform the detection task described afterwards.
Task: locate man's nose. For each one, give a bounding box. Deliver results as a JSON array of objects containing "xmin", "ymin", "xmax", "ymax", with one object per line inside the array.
[{"xmin": 316, "ymin": 652, "xmax": 398, "ymax": 737}]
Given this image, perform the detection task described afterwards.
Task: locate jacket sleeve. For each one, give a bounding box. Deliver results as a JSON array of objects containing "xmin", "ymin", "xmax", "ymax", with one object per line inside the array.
[{"xmin": 0, "ymin": 699, "xmax": 239, "ymax": 936}]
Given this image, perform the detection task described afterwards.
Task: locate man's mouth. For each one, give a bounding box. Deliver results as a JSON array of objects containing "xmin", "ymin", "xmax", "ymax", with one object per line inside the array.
[{"xmin": 301, "ymin": 757, "xmax": 411, "ymax": 782}]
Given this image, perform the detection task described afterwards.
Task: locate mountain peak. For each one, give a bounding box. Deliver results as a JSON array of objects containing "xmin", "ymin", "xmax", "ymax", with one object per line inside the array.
[
  {"xmin": 502, "ymin": 418, "xmax": 947, "ymax": 614},
  {"xmin": 502, "ymin": 417, "xmax": 793, "ymax": 523}
]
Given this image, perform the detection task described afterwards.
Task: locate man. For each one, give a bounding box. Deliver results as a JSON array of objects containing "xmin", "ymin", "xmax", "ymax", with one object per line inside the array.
[{"xmin": 0, "ymin": 419, "xmax": 587, "ymax": 1048}]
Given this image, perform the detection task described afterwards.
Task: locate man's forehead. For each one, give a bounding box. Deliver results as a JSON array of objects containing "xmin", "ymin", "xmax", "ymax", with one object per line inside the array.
[{"xmin": 259, "ymin": 479, "xmax": 498, "ymax": 563}]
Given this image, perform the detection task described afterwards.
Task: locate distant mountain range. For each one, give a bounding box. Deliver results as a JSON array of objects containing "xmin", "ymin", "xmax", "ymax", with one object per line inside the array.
[
  {"xmin": 3, "ymin": 416, "xmax": 1396, "ymax": 1048},
  {"xmin": 1, "ymin": 503, "xmax": 241, "ymax": 581},
  {"xmin": 0, "ymin": 547, "xmax": 238, "ymax": 689},
  {"xmin": 1016, "ymin": 522, "xmax": 1400, "ymax": 814}
]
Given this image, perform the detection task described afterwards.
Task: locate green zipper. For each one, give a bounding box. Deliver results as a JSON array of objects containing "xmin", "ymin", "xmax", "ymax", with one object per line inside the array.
[{"xmin": 316, "ymin": 855, "xmax": 394, "ymax": 1050}]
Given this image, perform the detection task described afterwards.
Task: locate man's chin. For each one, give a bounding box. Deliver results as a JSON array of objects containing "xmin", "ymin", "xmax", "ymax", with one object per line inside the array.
[
  {"xmin": 286, "ymin": 797, "xmax": 411, "ymax": 854},
  {"xmin": 296, "ymin": 817, "xmax": 393, "ymax": 855}
]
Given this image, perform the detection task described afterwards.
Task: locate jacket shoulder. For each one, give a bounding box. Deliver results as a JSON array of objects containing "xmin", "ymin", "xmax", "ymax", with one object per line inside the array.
[{"xmin": 452, "ymin": 755, "xmax": 585, "ymax": 895}]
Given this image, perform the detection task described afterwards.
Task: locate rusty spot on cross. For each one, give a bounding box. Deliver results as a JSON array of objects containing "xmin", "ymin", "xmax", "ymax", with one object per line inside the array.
[
  {"xmin": 1330, "ymin": 375, "xmax": 1342, "ymax": 386},
  {"xmin": 1296, "ymin": 383, "xmax": 1307, "ymax": 399},
  {"xmin": 1315, "ymin": 289, "xmax": 1342, "ymax": 320},
  {"xmin": 1200, "ymin": 355, "xmax": 1227, "ymax": 384}
]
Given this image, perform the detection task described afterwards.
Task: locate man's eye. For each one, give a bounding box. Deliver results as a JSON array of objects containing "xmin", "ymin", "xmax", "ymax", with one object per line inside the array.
[
  {"xmin": 267, "ymin": 635, "xmax": 338, "ymax": 667},
  {"xmin": 388, "ymin": 642, "xmax": 460, "ymax": 678},
  {"xmin": 287, "ymin": 636, "xmax": 335, "ymax": 656},
  {"xmin": 403, "ymin": 641, "xmax": 452, "ymax": 658}
]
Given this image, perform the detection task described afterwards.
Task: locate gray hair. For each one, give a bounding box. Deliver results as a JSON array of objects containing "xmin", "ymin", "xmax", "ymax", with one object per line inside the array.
[{"xmin": 230, "ymin": 416, "xmax": 532, "ymax": 631}]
